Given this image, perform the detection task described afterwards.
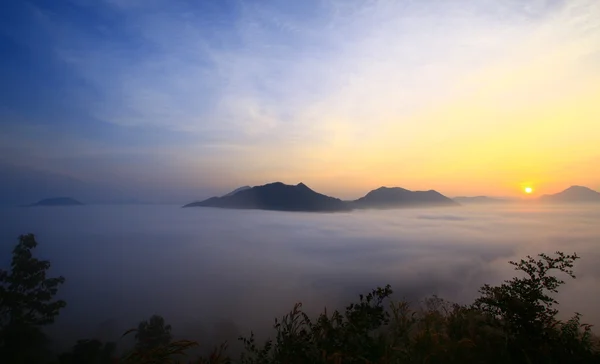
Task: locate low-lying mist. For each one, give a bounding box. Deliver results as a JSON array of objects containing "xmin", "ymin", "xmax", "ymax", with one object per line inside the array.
[{"xmin": 1, "ymin": 204, "xmax": 600, "ymax": 354}]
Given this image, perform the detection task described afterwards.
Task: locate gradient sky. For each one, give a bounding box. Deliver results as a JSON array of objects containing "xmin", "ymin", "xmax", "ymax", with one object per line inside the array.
[{"xmin": 1, "ymin": 0, "xmax": 599, "ymax": 201}]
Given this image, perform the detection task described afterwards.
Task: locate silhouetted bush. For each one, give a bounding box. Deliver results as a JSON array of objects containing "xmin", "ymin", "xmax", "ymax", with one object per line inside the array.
[
  {"xmin": 0, "ymin": 234, "xmax": 66, "ymax": 363},
  {"xmin": 57, "ymin": 339, "xmax": 116, "ymax": 364},
  {"xmin": 2, "ymin": 235, "xmax": 599, "ymax": 363},
  {"xmin": 134, "ymin": 315, "xmax": 173, "ymax": 353}
]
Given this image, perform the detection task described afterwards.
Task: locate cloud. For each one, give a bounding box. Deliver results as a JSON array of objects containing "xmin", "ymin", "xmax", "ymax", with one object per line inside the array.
[
  {"xmin": 39, "ymin": 0, "xmax": 598, "ymax": 136},
  {"xmin": 3, "ymin": 203, "xmax": 600, "ymax": 351},
  {"xmin": 3, "ymin": 0, "xmax": 600, "ymax": 198},
  {"xmin": 418, "ymin": 214, "xmax": 468, "ymax": 221}
]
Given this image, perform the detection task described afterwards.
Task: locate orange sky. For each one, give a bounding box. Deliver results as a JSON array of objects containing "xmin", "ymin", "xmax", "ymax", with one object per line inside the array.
[
  {"xmin": 201, "ymin": 0, "xmax": 600, "ymax": 199},
  {"xmin": 3, "ymin": 0, "xmax": 599, "ymax": 201}
]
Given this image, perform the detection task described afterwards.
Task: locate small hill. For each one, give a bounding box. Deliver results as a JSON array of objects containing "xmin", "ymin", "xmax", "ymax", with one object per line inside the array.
[
  {"xmin": 539, "ymin": 186, "xmax": 600, "ymax": 204},
  {"xmin": 183, "ymin": 182, "xmax": 351, "ymax": 212},
  {"xmin": 352, "ymin": 187, "xmax": 458, "ymax": 209},
  {"xmin": 222, "ymin": 186, "xmax": 251, "ymax": 197},
  {"xmin": 29, "ymin": 197, "xmax": 84, "ymax": 206},
  {"xmin": 453, "ymin": 196, "xmax": 509, "ymax": 204}
]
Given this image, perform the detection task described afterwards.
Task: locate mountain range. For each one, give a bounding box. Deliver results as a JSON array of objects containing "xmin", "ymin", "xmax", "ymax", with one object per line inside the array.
[
  {"xmin": 453, "ymin": 186, "xmax": 600, "ymax": 205},
  {"xmin": 184, "ymin": 183, "xmax": 458, "ymax": 212},
  {"xmin": 2, "ymin": 160, "xmax": 598, "ymax": 211},
  {"xmin": 184, "ymin": 183, "xmax": 600, "ymax": 212}
]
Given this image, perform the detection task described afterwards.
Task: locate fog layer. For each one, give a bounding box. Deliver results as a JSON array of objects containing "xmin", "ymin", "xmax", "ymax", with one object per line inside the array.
[{"xmin": 1, "ymin": 205, "xmax": 599, "ymax": 353}]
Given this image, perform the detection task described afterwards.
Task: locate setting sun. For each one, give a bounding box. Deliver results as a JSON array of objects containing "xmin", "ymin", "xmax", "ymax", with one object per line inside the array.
[{"xmin": 524, "ymin": 187, "xmax": 533, "ymax": 194}]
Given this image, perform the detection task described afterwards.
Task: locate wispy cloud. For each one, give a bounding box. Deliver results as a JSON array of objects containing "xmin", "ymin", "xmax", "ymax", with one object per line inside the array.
[
  {"xmin": 3, "ymin": 0, "xmax": 599, "ymax": 197},
  {"xmin": 44, "ymin": 0, "xmax": 582, "ymax": 134}
]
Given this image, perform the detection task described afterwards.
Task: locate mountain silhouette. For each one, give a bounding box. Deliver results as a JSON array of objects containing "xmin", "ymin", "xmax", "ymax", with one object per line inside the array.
[
  {"xmin": 453, "ymin": 196, "xmax": 509, "ymax": 204},
  {"xmin": 222, "ymin": 186, "xmax": 251, "ymax": 197},
  {"xmin": 183, "ymin": 182, "xmax": 351, "ymax": 212},
  {"xmin": 29, "ymin": 197, "xmax": 84, "ymax": 206},
  {"xmin": 352, "ymin": 187, "xmax": 458, "ymax": 209},
  {"xmin": 539, "ymin": 186, "xmax": 600, "ymax": 203}
]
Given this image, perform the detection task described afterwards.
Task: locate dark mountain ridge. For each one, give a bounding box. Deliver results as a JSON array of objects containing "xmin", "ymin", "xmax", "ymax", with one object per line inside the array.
[
  {"xmin": 222, "ymin": 186, "xmax": 251, "ymax": 197},
  {"xmin": 352, "ymin": 187, "xmax": 458, "ymax": 209},
  {"xmin": 183, "ymin": 182, "xmax": 351, "ymax": 212},
  {"xmin": 184, "ymin": 183, "xmax": 458, "ymax": 212}
]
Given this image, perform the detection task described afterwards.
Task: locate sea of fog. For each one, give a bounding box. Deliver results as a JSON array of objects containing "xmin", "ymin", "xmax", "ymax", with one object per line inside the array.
[{"xmin": 1, "ymin": 204, "xmax": 600, "ymax": 355}]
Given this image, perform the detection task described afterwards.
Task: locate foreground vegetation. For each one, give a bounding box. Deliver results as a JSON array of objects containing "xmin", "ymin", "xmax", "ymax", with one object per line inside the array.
[{"xmin": 1, "ymin": 234, "xmax": 599, "ymax": 363}]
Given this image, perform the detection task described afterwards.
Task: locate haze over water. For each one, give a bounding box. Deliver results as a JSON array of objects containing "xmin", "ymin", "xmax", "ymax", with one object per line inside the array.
[{"xmin": 1, "ymin": 204, "xmax": 599, "ymax": 352}]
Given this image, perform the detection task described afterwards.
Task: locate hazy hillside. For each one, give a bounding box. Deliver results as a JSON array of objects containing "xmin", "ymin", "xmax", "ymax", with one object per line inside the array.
[
  {"xmin": 353, "ymin": 187, "xmax": 458, "ymax": 209},
  {"xmin": 539, "ymin": 186, "xmax": 600, "ymax": 203}
]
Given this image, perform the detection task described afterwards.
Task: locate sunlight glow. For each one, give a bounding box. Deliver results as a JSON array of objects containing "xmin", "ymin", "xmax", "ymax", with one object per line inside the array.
[{"xmin": 525, "ymin": 187, "xmax": 534, "ymax": 194}]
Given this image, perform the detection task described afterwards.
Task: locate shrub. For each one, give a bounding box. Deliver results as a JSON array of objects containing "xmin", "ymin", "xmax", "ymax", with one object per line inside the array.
[
  {"xmin": 2, "ymin": 235, "xmax": 599, "ymax": 364},
  {"xmin": 0, "ymin": 234, "xmax": 66, "ymax": 363}
]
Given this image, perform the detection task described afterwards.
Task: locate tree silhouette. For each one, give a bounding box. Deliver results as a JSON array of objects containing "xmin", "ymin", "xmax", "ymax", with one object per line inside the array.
[
  {"xmin": 57, "ymin": 339, "xmax": 116, "ymax": 364},
  {"xmin": 472, "ymin": 251, "xmax": 595, "ymax": 362},
  {"xmin": 134, "ymin": 314, "xmax": 172, "ymax": 352},
  {"xmin": 0, "ymin": 234, "xmax": 66, "ymax": 363}
]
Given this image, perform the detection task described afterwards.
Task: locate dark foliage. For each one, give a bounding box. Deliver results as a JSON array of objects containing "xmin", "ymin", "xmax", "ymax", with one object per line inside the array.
[
  {"xmin": 1, "ymin": 235, "xmax": 599, "ymax": 364},
  {"xmin": 57, "ymin": 339, "xmax": 116, "ymax": 364},
  {"xmin": 134, "ymin": 315, "xmax": 173, "ymax": 353},
  {"xmin": 472, "ymin": 252, "xmax": 596, "ymax": 363},
  {"xmin": 0, "ymin": 234, "xmax": 66, "ymax": 363}
]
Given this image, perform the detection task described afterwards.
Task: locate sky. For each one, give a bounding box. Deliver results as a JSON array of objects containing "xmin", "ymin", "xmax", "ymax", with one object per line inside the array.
[{"xmin": 1, "ymin": 0, "xmax": 600, "ymax": 201}]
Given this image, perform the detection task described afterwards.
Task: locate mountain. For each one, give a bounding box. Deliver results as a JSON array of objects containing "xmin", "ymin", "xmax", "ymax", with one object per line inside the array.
[
  {"xmin": 0, "ymin": 162, "xmax": 87, "ymax": 205},
  {"xmin": 0, "ymin": 161, "xmax": 141, "ymax": 205},
  {"xmin": 29, "ymin": 197, "xmax": 84, "ymax": 206},
  {"xmin": 183, "ymin": 182, "xmax": 351, "ymax": 212},
  {"xmin": 453, "ymin": 196, "xmax": 509, "ymax": 204},
  {"xmin": 352, "ymin": 187, "xmax": 458, "ymax": 209},
  {"xmin": 222, "ymin": 186, "xmax": 251, "ymax": 197},
  {"xmin": 539, "ymin": 186, "xmax": 600, "ymax": 204}
]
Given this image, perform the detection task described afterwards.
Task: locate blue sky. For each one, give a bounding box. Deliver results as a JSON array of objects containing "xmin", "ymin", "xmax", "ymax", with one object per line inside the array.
[{"xmin": 1, "ymin": 0, "xmax": 599, "ymax": 202}]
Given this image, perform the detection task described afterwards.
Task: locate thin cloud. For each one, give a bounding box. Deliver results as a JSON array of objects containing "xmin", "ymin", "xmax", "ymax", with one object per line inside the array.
[
  {"xmin": 3, "ymin": 0, "xmax": 599, "ymax": 198},
  {"xmin": 39, "ymin": 0, "xmax": 598, "ymax": 136}
]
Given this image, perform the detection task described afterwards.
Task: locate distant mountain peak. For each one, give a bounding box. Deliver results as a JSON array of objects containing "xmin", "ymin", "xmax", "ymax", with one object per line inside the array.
[
  {"xmin": 296, "ymin": 182, "xmax": 312, "ymax": 191},
  {"xmin": 367, "ymin": 186, "xmax": 408, "ymax": 196},
  {"xmin": 354, "ymin": 187, "xmax": 457, "ymax": 209},
  {"xmin": 565, "ymin": 185, "xmax": 592, "ymax": 191},
  {"xmin": 540, "ymin": 185, "xmax": 600, "ymax": 203},
  {"xmin": 183, "ymin": 182, "xmax": 349, "ymax": 212}
]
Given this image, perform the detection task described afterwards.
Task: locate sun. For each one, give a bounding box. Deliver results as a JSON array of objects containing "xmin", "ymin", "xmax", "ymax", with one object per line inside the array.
[{"xmin": 524, "ymin": 187, "xmax": 533, "ymax": 194}]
